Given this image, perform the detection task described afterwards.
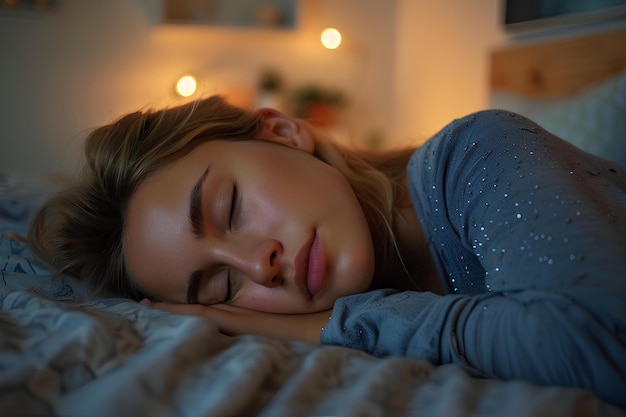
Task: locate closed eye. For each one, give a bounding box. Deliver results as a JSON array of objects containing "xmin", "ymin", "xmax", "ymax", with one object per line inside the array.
[
  {"xmin": 224, "ymin": 269, "xmax": 233, "ymax": 303},
  {"xmin": 229, "ymin": 182, "xmax": 239, "ymax": 230}
]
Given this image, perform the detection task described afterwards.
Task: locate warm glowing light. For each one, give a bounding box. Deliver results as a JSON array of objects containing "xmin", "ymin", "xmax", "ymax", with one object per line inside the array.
[
  {"xmin": 176, "ymin": 75, "xmax": 197, "ymax": 97},
  {"xmin": 321, "ymin": 28, "xmax": 342, "ymax": 50}
]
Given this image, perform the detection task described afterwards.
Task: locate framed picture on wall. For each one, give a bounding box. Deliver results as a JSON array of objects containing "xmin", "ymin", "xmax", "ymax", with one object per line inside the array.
[
  {"xmin": 0, "ymin": 0, "xmax": 58, "ymax": 15},
  {"xmin": 504, "ymin": 0, "xmax": 626, "ymax": 32},
  {"xmin": 163, "ymin": 0, "xmax": 297, "ymax": 29}
]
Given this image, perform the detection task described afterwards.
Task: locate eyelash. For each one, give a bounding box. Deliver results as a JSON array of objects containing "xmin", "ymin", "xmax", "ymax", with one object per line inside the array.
[
  {"xmin": 228, "ymin": 182, "xmax": 239, "ymax": 230},
  {"xmin": 224, "ymin": 270, "xmax": 233, "ymax": 303},
  {"xmin": 224, "ymin": 182, "xmax": 238, "ymax": 303}
]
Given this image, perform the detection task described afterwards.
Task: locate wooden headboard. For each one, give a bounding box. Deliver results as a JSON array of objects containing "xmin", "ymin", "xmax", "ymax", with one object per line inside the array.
[{"xmin": 490, "ymin": 27, "xmax": 626, "ymax": 100}]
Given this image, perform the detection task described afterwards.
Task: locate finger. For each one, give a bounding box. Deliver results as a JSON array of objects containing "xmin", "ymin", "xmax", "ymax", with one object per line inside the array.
[{"xmin": 208, "ymin": 303, "xmax": 251, "ymax": 313}]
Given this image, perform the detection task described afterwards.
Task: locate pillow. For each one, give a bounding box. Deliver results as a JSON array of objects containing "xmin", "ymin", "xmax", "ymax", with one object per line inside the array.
[{"xmin": 490, "ymin": 73, "xmax": 626, "ymax": 165}]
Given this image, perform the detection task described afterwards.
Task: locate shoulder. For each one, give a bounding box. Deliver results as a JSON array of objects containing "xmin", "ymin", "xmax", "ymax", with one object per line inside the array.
[
  {"xmin": 407, "ymin": 109, "xmax": 585, "ymax": 187},
  {"xmin": 446, "ymin": 109, "xmax": 540, "ymax": 136},
  {"xmin": 413, "ymin": 110, "xmax": 543, "ymax": 161},
  {"xmin": 408, "ymin": 110, "xmax": 531, "ymax": 189}
]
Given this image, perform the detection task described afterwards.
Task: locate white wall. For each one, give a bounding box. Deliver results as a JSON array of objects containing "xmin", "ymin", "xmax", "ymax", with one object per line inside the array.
[
  {"xmin": 394, "ymin": 0, "xmax": 506, "ymax": 145},
  {"xmin": 1, "ymin": 0, "xmax": 516, "ymax": 174},
  {"xmin": 0, "ymin": 0, "xmax": 398, "ymax": 174}
]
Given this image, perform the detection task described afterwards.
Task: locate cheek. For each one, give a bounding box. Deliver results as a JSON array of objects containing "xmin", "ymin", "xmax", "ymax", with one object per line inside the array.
[
  {"xmin": 335, "ymin": 239, "xmax": 375, "ymax": 294},
  {"xmin": 244, "ymin": 174, "xmax": 310, "ymax": 230},
  {"xmin": 250, "ymin": 190, "xmax": 285, "ymax": 222}
]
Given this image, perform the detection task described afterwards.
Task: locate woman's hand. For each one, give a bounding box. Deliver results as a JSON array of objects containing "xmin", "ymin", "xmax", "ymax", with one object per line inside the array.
[{"xmin": 141, "ymin": 299, "xmax": 332, "ymax": 344}]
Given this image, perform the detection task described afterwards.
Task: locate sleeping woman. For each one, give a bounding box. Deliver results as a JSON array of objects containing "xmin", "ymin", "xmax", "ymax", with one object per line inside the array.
[{"xmin": 28, "ymin": 96, "xmax": 626, "ymax": 408}]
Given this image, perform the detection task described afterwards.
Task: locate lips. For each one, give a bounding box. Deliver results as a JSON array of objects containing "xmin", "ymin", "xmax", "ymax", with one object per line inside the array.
[
  {"xmin": 294, "ymin": 230, "xmax": 326, "ymax": 298},
  {"xmin": 306, "ymin": 232, "xmax": 325, "ymax": 296}
]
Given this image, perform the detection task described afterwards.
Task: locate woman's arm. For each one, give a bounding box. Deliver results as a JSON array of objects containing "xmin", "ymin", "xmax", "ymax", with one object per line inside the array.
[{"xmin": 321, "ymin": 287, "xmax": 626, "ymax": 408}]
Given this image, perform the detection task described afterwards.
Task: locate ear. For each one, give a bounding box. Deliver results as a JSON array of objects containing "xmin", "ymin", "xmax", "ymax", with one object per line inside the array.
[{"xmin": 255, "ymin": 108, "xmax": 315, "ymax": 154}]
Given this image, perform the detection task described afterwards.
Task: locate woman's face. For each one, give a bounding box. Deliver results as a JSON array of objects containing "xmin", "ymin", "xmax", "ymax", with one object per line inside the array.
[{"xmin": 124, "ymin": 112, "xmax": 375, "ymax": 314}]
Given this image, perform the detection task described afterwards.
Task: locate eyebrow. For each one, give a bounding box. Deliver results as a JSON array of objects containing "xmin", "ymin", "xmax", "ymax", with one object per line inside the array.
[
  {"xmin": 189, "ymin": 166, "xmax": 210, "ymax": 238},
  {"xmin": 187, "ymin": 166, "xmax": 210, "ymax": 304}
]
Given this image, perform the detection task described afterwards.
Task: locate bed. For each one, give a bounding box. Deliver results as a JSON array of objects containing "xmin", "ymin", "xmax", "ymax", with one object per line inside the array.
[{"xmin": 2, "ymin": 29, "xmax": 626, "ymax": 417}]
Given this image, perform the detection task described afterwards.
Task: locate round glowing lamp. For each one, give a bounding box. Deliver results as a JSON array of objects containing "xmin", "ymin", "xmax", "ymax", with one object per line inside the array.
[
  {"xmin": 176, "ymin": 75, "xmax": 197, "ymax": 97},
  {"xmin": 321, "ymin": 28, "xmax": 342, "ymax": 50}
]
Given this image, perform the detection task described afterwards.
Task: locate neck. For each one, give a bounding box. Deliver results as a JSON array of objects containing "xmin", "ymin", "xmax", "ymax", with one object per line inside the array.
[
  {"xmin": 365, "ymin": 169, "xmax": 444, "ymax": 295},
  {"xmin": 394, "ymin": 203, "xmax": 443, "ymax": 294}
]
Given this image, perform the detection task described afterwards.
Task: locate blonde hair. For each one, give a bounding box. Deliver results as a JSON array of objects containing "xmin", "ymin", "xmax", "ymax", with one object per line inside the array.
[{"xmin": 28, "ymin": 96, "xmax": 414, "ymax": 300}]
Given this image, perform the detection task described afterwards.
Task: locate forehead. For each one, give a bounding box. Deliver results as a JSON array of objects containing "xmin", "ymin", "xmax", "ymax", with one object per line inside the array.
[
  {"xmin": 122, "ymin": 144, "xmax": 213, "ymax": 298},
  {"xmin": 127, "ymin": 142, "xmax": 214, "ymax": 239}
]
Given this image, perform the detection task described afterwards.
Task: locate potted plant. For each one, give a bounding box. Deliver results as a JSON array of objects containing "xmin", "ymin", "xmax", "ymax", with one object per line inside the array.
[{"xmin": 292, "ymin": 85, "xmax": 346, "ymax": 127}]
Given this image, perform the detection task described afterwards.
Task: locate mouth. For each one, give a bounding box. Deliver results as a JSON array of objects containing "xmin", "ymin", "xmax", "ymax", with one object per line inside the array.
[{"xmin": 294, "ymin": 230, "xmax": 326, "ymax": 299}]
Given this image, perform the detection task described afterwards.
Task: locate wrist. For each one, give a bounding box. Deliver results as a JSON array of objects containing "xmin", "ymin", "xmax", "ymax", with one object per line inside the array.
[{"xmin": 304, "ymin": 310, "xmax": 332, "ymax": 344}]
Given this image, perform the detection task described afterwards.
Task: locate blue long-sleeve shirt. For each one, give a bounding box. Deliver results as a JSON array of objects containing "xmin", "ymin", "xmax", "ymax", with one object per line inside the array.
[{"xmin": 321, "ymin": 110, "xmax": 626, "ymax": 407}]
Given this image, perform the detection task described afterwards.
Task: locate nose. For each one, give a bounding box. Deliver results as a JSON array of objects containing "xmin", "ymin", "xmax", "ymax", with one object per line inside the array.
[{"xmin": 211, "ymin": 237, "xmax": 283, "ymax": 288}]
